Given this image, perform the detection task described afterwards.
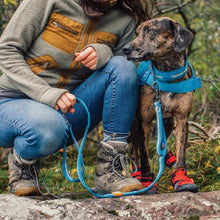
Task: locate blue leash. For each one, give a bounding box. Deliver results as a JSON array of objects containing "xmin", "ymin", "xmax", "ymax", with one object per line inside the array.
[{"xmin": 62, "ymin": 98, "xmax": 167, "ymax": 198}]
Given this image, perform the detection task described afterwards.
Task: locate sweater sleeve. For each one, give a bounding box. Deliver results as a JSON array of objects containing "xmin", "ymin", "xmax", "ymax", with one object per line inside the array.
[
  {"xmin": 112, "ymin": 17, "xmax": 136, "ymax": 56},
  {"xmin": 0, "ymin": 0, "xmax": 68, "ymax": 107},
  {"xmin": 85, "ymin": 16, "xmax": 136, "ymax": 70}
]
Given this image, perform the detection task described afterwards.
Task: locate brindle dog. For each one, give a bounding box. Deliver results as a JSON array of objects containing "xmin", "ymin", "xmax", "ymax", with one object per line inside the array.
[{"xmin": 123, "ymin": 17, "xmax": 198, "ymax": 193}]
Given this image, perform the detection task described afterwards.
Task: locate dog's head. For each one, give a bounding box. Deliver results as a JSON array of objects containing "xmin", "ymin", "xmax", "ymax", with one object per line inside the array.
[{"xmin": 123, "ymin": 17, "xmax": 194, "ymax": 62}]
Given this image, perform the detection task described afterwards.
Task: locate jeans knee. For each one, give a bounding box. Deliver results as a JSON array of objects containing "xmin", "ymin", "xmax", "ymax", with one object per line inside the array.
[
  {"xmin": 16, "ymin": 112, "xmax": 69, "ymax": 159},
  {"xmin": 108, "ymin": 56, "xmax": 138, "ymax": 86},
  {"xmin": 108, "ymin": 56, "xmax": 136, "ymax": 73},
  {"xmin": 39, "ymin": 119, "xmax": 68, "ymax": 147}
]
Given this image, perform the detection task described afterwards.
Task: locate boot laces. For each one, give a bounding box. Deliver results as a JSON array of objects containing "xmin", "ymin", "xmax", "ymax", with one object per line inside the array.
[
  {"xmin": 112, "ymin": 154, "xmax": 137, "ymax": 178},
  {"xmin": 17, "ymin": 161, "xmax": 51, "ymax": 196},
  {"xmin": 12, "ymin": 150, "xmax": 59, "ymax": 198},
  {"xmin": 20, "ymin": 164, "xmax": 34, "ymax": 181},
  {"xmin": 29, "ymin": 164, "xmax": 60, "ymax": 198},
  {"xmin": 30, "ymin": 164, "xmax": 51, "ymax": 196}
]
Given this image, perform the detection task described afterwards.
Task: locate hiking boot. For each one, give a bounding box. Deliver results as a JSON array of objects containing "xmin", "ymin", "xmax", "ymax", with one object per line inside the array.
[
  {"xmin": 8, "ymin": 149, "xmax": 41, "ymax": 196},
  {"xmin": 94, "ymin": 141, "xmax": 143, "ymax": 194},
  {"xmin": 171, "ymin": 167, "xmax": 198, "ymax": 193}
]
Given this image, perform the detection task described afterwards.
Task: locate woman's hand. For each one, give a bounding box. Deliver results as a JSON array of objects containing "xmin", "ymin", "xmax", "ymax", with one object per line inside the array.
[
  {"xmin": 55, "ymin": 92, "xmax": 76, "ymax": 114},
  {"xmin": 75, "ymin": 47, "xmax": 97, "ymax": 70}
]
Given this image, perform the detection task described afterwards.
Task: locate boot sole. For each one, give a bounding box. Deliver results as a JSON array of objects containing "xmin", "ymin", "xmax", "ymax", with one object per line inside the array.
[
  {"xmin": 95, "ymin": 183, "xmax": 144, "ymax": 195},
  {"xmin": 13, "ymin": 187, "xmax": 41, "ymax": 196},
  {"xmin": 119, "ymin": 183, "xmax": 144, "ymax": 193}
]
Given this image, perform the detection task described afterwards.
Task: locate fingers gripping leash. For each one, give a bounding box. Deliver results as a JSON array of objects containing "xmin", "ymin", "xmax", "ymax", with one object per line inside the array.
[{"xmin": 62, "ymin": 98, "xmax": 167, "ymax": 198}]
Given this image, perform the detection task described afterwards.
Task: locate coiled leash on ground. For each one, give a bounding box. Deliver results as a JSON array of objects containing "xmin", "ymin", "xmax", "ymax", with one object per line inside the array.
[{"xmin": 62, "ymin": 97, "xmax": 167, "ymax": 198}]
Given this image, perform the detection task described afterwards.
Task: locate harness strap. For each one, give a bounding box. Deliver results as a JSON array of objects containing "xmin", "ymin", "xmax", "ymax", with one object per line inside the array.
[
  {"xmin": 152, "ymin": 58, "xmax": 189, "ymax": 82},
  {"xmin": 137, "ymin": 59, "xmax": 202, "ymax": 93},
  {"xmin": 147, "ymin": 76, "xmax": 201, "ymax": 93}
]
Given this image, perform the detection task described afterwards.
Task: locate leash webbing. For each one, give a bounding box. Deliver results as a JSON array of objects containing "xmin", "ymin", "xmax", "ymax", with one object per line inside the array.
[{"xmin": 62, "ymin": 98, "xmax": 167, "ymax": 198}]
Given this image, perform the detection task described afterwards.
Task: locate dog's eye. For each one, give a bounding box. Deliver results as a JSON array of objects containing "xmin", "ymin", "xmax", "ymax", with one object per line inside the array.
[
  {"xmin": 143, "ymin": 26, "xmax": 153, "ymax": 34},
  {"xmin": 143, "ymin": 26, "xmax": 148, "ymax": 32}
]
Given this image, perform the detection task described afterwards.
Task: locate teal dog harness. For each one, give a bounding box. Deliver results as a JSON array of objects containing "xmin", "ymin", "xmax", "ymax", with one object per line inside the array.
[{"xmin": 137, "ymin": 56, "xmax": 202, "ymax": 93}]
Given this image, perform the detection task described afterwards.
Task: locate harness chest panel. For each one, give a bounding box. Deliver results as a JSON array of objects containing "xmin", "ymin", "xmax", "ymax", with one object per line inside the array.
[{"xmin": 137, "ymin": 57, "xmax": 202, "ymax": 93}]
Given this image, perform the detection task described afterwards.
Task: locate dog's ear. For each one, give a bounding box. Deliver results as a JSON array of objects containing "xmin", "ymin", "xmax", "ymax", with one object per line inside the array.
[
  {"xmin": 173, "ymin": 23, "xmax": 194, "ymax": 53},
  {"xmin": 135, "ymin": 22, "xmax": 145, "ymax": 35}
]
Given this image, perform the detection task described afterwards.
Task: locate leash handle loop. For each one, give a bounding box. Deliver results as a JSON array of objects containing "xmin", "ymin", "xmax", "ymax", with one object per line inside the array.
[{"xmin": 62, "ymin": 98, "xmax": 167, "ymax": 198}]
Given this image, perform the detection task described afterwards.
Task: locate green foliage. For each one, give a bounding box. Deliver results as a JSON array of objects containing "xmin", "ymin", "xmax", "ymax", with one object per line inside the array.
[
  {"xmin": 0, "ymin": 165, "xmax": 8, "ymax": 194},
  {"xmin": 190, "ymin": 1, "xmax": 220, "ymax": 105},
  {"xmin": 3, "ymin": 0, "xmax": 17, "ymax": 6},
  {"xmin": 0, "ymin": 1, "xmax": 5, "ymax": 35},
  {"xmin": 148, "ymin": 139, "xmax": 220, "ymax": 193},
  {"xmin": 187, "ymin": 140, "xmax": 220, "ymax": 192},
  {"xmin": 0, "ymin": 0, "xmax": 18, "ymax": 35}
]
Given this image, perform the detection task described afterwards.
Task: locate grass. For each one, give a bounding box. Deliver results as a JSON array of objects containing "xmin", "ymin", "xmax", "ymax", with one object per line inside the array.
[
  {"xmin": 0, "ymin": 138, "xmax": 219, "ymax": 198},
  {"xmin": 157, "ymin": 139, "xmax": 220, "ymax": 193}
]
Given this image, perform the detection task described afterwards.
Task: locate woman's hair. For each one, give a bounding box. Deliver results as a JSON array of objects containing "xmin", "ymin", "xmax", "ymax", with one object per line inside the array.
[
  {"xmin": 118, "ymin": 0, "xmax": 152, "ymax": 27},
  {"xmin": 81, "ymin": 0, "xmax": 152, "ymax": 27}
]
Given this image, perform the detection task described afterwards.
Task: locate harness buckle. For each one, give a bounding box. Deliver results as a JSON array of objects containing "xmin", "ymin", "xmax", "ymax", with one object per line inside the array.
[{"xmin": 152, "ymin": 81, "xmax": 160, "ymax": 101}]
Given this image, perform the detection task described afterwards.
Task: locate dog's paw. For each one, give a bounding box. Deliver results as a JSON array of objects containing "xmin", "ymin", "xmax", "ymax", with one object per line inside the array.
[
  {"xmin": 171, "ymin": 168, "xmax": 198, "ymax": 193},
  {"xmin": 165, "ymin": 152, "xmax": 176, "ymax": 167},
  {"xmin": 132, "ymin": 168, "xmax": 159, "ymax": 194},
  {"xmin": 141, "ymin": 176, "xmax": 159, "ymax": 195}
]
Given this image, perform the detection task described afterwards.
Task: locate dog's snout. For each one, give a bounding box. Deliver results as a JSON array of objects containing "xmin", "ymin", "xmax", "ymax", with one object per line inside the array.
[{"xmin": 123, "ymin": 44, "xmax": 133, "ymax": 55}]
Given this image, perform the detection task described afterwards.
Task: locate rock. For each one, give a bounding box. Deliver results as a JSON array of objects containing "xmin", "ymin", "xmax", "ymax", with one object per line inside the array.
[{"xmin": 0, "ymin": 191, "xmax": 219, "ymax": 219}]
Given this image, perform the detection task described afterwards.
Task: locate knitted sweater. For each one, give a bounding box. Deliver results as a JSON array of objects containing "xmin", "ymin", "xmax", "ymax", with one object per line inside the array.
[{"xmin": 0, "ymin": 0, "xmax": 135, "ymax": 107}]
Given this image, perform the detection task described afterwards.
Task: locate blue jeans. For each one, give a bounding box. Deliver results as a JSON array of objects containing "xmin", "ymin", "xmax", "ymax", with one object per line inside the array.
[{"xmin": 0, "ymin": 56, "xmax": 138, "ymax": 160}]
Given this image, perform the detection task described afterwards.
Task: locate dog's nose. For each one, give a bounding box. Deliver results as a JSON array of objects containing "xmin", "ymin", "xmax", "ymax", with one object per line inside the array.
[{"xmin": 123, "ymin": 44, "xmax": 133, "ymax": 55}]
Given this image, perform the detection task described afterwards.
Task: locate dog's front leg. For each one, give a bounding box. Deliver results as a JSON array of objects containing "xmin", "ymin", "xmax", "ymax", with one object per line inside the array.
[
  {"xmin": 172, "ymin": 115, "xmax": 198, "ymax": 193},
  {"xmin": 173, "ymin": 116, "xmax": 189, "ymax": 168},
  {"xmin": 140, "ymin": 121, "xmax": 152, "ymax": 176},
  {"xmin": 131, "ymin": 116, "xmax": 151, "ymax": 173},
  {"xmin": 130, "ymin": 116, "xmax": 141, "ymax": 164}
]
